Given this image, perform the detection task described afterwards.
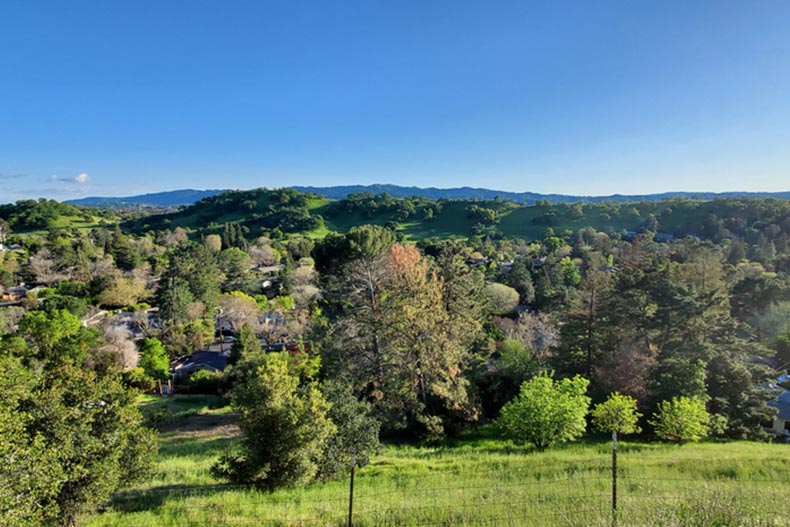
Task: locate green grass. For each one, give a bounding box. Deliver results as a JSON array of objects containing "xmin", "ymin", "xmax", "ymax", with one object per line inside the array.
[
  {"xmin": 20, "ymin": 213, "xmax": 118, "ymax": 235},
  {"xmin": 137, "ymin": 394, "xmax": 230, "ymax": 427},
  {"xmin": 84, "ymin": 401, "xmax": 790, "ymax": 527},
  {"xmin": 317, "ymin": 200, "xmax": 685, "ymax": 241},
  {"xmin": 121, "ymin": 189, "xmax": 789, "ymax": 244}
]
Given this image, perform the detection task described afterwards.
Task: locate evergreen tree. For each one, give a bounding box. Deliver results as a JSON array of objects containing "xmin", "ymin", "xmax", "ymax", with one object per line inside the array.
[
  {"xmin": 212, "ymin": 352, "xmax": 334, "ymax": 489},
  {"xmin": 1, "ymin": 358, "xmax": 156, "ymax": 526},
  {"xmin": 229, "ymin": 323, "xmax": 260, "ymax": 366}
]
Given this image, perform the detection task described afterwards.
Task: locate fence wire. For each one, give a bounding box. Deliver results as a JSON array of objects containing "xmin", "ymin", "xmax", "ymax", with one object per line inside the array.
[{"xmin": 87, "ymin": 457, "xmax": 790, "ymax": 527}]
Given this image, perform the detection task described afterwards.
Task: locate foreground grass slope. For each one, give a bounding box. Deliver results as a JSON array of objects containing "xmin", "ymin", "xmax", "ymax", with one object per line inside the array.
[{"xmin": 84, "ymin": 395, "xmax": 790, "ymax": 527}]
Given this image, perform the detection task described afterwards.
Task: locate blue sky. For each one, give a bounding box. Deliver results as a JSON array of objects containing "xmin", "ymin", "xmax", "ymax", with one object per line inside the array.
[{"xmin": 1, "ymin": 1, "xmax": 789, "ymax": 201}]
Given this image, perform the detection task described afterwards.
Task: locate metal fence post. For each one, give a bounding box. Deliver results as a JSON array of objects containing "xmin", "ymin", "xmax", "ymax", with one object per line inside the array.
[
  {"xmin": 348, "ymin": 450, "xmax": 356, "ymax": 527},
  {"xmin": 612, "ymin": 430, "xmax": 617, "ymax": 527}
]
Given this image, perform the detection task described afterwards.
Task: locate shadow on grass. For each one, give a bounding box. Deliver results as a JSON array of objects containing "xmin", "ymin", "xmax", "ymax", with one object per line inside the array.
[
  {"xmin": 158, "ymin": 433, "xmax": 239, "ymax": 458},
  {"xmin": 109, "ymin": 483, "xmax": 255, "ymax": 513},
  {"xmin": 407, "ymin": 430, "xmax": 654, "ymax": 459},
  {"xmin": 158, "ymin": 411, "xmax": 238, "ymax": 433}
]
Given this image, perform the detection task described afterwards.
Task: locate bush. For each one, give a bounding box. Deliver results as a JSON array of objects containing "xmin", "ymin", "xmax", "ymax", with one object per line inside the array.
[
  {"xmin": 188, "ymin": 369, "xmax": 224, "ymax": 395},
  {"xmin": 591, "ymin": 392, "xmax": 642, "ymax": 436},
  {"xmin": 497, "ymin": 373, "xmax": 590, "ymax": 450},
  {"xmin": 650, "ymin": 396, "xmax": 710, "ymax": 443},
  {"xmin": 122, "ymin": 367, "xmax": 156, "ymax": 393},
  {"xmin": 485, "ymin": 283, "xmax": 520, "ymax": 315}
]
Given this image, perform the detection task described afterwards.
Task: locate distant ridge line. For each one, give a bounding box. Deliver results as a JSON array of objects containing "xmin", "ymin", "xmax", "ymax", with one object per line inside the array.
[{"xmin": 64, "ymin": 184, "xmax": 790, "ymax": 208}]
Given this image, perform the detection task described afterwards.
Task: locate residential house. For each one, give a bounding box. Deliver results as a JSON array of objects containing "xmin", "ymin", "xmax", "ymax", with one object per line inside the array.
[
  {"xmin": 499, "ymin": 260, "xmax": 515, "ymax": 273},
  {"xmin": 171, "ymin": 345, "xmax": 230, "ymax": 383},
  {"xmin": 767, "ymin": 390, "xmax": 790, "ymax": 438},
  {"xmin": 529, "ymin": 255, "xmax": 546, "ymax": 268},
  {"xmin": 1, "ymin": 285, "xmax": 28, "ymax": 302},
  {"xmin": 259, "ymin": 310, "xmax": 286, "ymax": 331}
]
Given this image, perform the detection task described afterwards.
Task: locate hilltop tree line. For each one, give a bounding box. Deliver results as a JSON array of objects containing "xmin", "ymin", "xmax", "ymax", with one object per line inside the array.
[{"xmin": 1, "ymin": 189, "xmax": 789, "ymax": 517}]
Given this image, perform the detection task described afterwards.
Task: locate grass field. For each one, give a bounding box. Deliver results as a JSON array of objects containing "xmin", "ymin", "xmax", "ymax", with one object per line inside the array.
[
  {"xmin": 18, "ymin": 213, "xmax": 118, "ymax": 236},
  {"xmin": 82, "ymin": 395, "xmax": 790, "ymax": 527}
]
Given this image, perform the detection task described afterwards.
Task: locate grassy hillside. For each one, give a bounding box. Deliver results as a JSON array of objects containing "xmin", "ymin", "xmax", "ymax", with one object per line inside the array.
[
  {"xmin": 84, "ymin": 395, "xmax": 789, "ymax": 527},
  {"xmin": 123, "ymin": 187, "xmax": 790, "ymax": 244},
  {"xmin": 0, "ymin": 198, "xmax": 119, "ymax": 234}
]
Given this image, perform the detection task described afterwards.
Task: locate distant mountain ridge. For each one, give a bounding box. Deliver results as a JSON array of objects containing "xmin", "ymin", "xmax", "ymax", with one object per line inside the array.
[
  {"xmin": 66, "ymin": 189, "xmax": 225, "ymax": 207},
  {"xmin": 65, "ymin": 185, "xmax": 790, "ymax": 208},
  {"xmin": 293, "ymin": 185, "xmax": 790, "ymax": 203}
]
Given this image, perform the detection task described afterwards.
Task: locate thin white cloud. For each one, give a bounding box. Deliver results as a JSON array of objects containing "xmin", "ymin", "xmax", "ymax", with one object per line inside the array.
[
  {"xmin": 48, "ymin": 172, "xmax": 90, "ymax": 185},
  {"xmin": 0, "ymin": 172, "xmax": 29, "ymax": 180}
]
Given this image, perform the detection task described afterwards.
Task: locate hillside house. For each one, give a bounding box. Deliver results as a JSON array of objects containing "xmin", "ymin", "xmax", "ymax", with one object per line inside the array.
[
  {"xmin": 256, "ymin": 264, "xmax": 283, "ymax": 275},
  {"xmin": 171, "ymin": 346, "xmax": 230, "ymax": 383},
  {"xmin": 260, "ymin": 310, "xmax": 286, "ymax": 331},
  {"xmin": 767, "ymin": 390, "xmax": 790, "ymax": 438},
  {"xmin": 530, "ymin": 255, "xmax": 546, "ymax": 268},
  {"xmin": 1, "ymin": 285, "xmax": 28, "ymax": 301}
]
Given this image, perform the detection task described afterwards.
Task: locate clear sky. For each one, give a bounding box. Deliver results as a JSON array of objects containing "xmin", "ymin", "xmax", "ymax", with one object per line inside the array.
[{"xmin": 1, "ymin": 1, "xmax": 789, "ymax": 202}]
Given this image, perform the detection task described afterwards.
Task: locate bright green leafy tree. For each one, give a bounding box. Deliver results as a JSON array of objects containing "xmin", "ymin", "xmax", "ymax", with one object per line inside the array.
[
  {"xmin": 592, "ymin": 392, "xmax": 642, "ymax": 436},
  {"xmin": 497, "ymin": 373, "xmax": 591, "ymax": 450},
  {"xmin": 138, "ymin": 338, "xmax": 170, "ymax": 381},
  {"xmin": 17, "ymin": 309, "xmax": 84, "ymax": 363},
  {"xmin": 650, "ymin": 396, "xmax": 710, "ymax": 443}
]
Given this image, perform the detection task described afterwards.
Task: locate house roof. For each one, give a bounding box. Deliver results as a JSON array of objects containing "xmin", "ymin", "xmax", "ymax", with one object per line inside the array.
[
  {"xmin": 172, "ymin": 350, "xmax": 229, "ymax": 372},
  {"xmin": 768, "ymin": 391, "xmax": 790, "ymax": 421}
]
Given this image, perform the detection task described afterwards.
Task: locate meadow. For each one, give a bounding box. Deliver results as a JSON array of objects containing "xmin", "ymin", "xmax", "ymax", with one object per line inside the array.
[{"xmin": 83, "ymin": 395, "xmax": 790, "ymax": 527}]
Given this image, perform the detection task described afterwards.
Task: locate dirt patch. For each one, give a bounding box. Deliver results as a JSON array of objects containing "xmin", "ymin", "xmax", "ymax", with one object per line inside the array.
[{"xmin": 159, "ymin": 412, "xmax": 240, "ymax": 438}]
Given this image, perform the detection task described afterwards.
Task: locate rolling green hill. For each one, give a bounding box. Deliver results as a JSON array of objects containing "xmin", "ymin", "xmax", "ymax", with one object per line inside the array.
[
  {"xmin": 0, "ymin": 198, "xmax": 120, "ymax": 234},
  {"xmin": 122, "ymin": 188, "xmax": 790, "ymax": 242}
]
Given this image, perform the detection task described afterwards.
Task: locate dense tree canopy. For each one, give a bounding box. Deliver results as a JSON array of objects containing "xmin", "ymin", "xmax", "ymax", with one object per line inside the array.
[
  {"xmin": 0, "ymin": 356, "xmax": 156, "ymax": 526},
  {"xmin": 1, "ymin": 190, "xmax": 790, "ymax": 521}
]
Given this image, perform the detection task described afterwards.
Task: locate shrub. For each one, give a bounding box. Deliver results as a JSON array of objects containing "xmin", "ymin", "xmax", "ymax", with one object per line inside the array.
[
  {"xmin": 497, "ymin": 373, "xmax": 590, "ymax": 450},
  {"xmin": 485, "ymin": 283, "xmax": 520, "ymax": 315},
  {"xmin": 122, "ymin": 367, "xmax": 156, "ymax": 393},
  {"xmin": 650, "ymin": 396, "xmax": 710, "ymax": 443},
  {"xmin": 188, "ymin": 369, "xmax": 224, "ymax": 395},
  {"xmin": 591, "ymin": 392, "xmax": 642, "ymax": 436}
]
